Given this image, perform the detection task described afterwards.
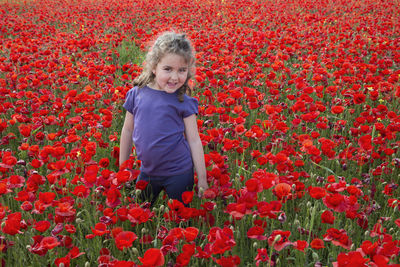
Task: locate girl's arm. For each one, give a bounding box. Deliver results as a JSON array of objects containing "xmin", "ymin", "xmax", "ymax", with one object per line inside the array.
[
  {"xmin": 119, "ymin": 111, "xmax": 134, "ymax": 169},
  {"xmin": 184, "ymin": 114, "xmax": 209, "ymax": 197}
]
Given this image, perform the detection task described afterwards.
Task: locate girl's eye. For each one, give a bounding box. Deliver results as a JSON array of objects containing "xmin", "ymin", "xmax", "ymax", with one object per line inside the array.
[{"xmin": 179, "ymin": 69, "xmax": 187, "ymax": 72}]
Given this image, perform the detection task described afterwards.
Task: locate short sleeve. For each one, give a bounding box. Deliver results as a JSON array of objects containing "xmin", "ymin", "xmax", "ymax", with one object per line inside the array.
[
  {"xmin": 123, "ymin": 88, "xmax": 136, "ymax": 113},
  {"xmin": 182, "ymin": 96, "xmax": 198, "ymax": 118}
]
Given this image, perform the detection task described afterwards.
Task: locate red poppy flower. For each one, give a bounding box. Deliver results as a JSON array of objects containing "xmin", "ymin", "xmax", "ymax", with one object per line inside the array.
[
  {"xmin": 267, "ymin": 230, "xmax": 293, "ymax": 251},
  {"xmin": 323, "ymin": 193, "xmax": 349, "ymax": 212},
  {"xmin": 114, "ymin": 231, "xmax": 137, "ymax": 251},
  {"xmin": 138, "ymin": 248, "xmax": 164, "ymax": 267},
  {"xmin": 294, "ymin": 240, "xmax": 308, "ymax": 252},
  {"xmin": 323, "ymin": 228, "xmax": 352, "ymax": 249},
  {"xmin": 321, "ymin": 210, "xmax": 335, "ymax": 224},
  {"xmin": 273, "ymin": 183, "xmax": 292, "ymax": 201},
  {"xmin": 91, "ymin": 222, "xmax": 109, "ymax": 236},
  {"xmin": 310, "ymin": 238, "xmax": 325, "ymax": 250},
  {"xmin": 255, "ymin": 248, "xmax": 272, "ymax": 266},
  {"xmin": 34, "ymin": 220, "xmax": 51, "ymax": 233},
  {"xmin": 247, "ymin": 226, "xmax": 267, "ymax": 240},
  {"xmin": 331, "ymin": 105, "xmax": 345, "ymax": 114},
  {"xmin": 83, "ymin": 164, "xmax": 99, "ymax": 186},
  {"xmin": 2, "ymin": 212, "xmax": 22, "ymax": 235},
  {"xmin": 358, "ymin": 135, "xmax": 372, "ymax": 151},
  {"xmin": 183, "ymin": 227, "xmax": 199, "ymax": 242},
  {"xmin": 136, "ymin": 180, "xmax": 149, "ymax": 190},
  {"xmin": 308, "ymin": 186, "xmax": 326, "ymax": 199},
  {"xmin": 40, "ymin": 236, "xmax": 60, "ymax": 250},
  {"xmin": 353, "ymin": 93, "xmax": 366, "ymax": 104},
  {"xmin": 182, "ymin": 191, "xmax": 194, "ymax": 204},
  {"xmin": 333, "ymin": 251, "xmax": 369, "ymax": 267}
]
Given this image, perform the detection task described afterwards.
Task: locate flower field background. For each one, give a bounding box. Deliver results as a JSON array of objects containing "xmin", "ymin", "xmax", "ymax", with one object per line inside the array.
[{"xmin": 1, "ymin": 0, "xmax": 400, "ymax": 266}]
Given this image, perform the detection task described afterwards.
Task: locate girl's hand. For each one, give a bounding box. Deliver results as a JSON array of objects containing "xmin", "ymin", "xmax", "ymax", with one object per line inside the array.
[{"xmin": 197, "ymin": 179, "xmax": 209, "ymax": 198}]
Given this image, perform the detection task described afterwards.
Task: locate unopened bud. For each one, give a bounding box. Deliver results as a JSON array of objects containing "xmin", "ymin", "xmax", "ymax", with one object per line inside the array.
[
  {"xmin": 135, "ymin": 189, "xmax": 142, "ymax": 197},
  {"xmin": 132, "ymin": 247, "xmax": 139, "ymax": 256},
  {"xmin": 273, "ymin": 234, "xmax": 282, "ymax": 243},
  {"xmin": 312, "ymin": 252, "xmax": 319, "ymax": 261}
]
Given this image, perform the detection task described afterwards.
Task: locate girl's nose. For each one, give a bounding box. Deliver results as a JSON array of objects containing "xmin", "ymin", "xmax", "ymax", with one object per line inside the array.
[{"xmin": 171, "ymin": 71, "xmax": 178, "ymax": 80}]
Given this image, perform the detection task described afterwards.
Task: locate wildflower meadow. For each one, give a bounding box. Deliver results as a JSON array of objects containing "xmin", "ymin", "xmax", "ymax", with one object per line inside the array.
[{"xmin": 0, "ymin": 0, "xmax": 399, "ymax": 266}]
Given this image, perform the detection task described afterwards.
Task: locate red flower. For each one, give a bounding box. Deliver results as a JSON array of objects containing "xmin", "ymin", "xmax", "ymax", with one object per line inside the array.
[
  {"xmin": 321, "ymin": 210, "xmax": 335, "ymax": 224},
  {"xmin": 91, "ymin": 222, "xmax": 109, "ymax": 236},
  {"xmin": 182, "ymin": 191, "xmax": 194, "ymax": 204},
  {"xmin": 183, "ymin": 227, "xmax": 199, "ymax": 242},
  {"xmin": 138, "ymin": 248, "xmax": 164, "ymax": 267},
  {"xmin": 247, "ymin": 226, "xmax": 267, "ymax": 240},
  {"xmin": 214, "ymin": 255, "xmax": 241, "ymax": 267},
  {"xmin": 34, "ymin": 220, "xmax": 51, "ymax": 233},
  {"xmin": 333, "ymin": 251, "xmax": 369, "ymax": 267},
  {"xmin": 267, "ymin": 230, "xmax": 293, "ymax": 251},
  {"xmin": 358, "ymin": 135, "xmax": 372, "ymax": 151},
  {"xmin": 83, "ymin": 164, "xmax": 99, "ymax": 186},
  {"xmin": 2, "ymin": 212, "xmax": 21, "ymax": 235},
  {"xmin": 136, "ymin": 180, "xmax": 149, "ymax": 190},
  {"xmin": 310, "ymin": 238, "xmax": 325, "ymax": 250},
  {"xmin": 360, "ymin": 240, "xmax": 378, "ymax": 256},
  {"xmin": 323, "ymin": 193, "xmax": 349, "ymax": 212},
  {"xmin": 324, "ymin": 228, "xmax": 352, "ymax": 249},
  {"xmin": 273, "ymin": 183, "xmax": 292, "ymax": 201},
  {"xmin": 308, "ymin": 186, "xmax": 326, "ymax": 199},
  {"xmin": 353, "ymin": 93, "xmax": 366, "ymax": 104},
  {"xmin": 294, "ymin": 240, "xmax": 308, "ymax": 252},
  {"xmin": 331, "ymin": 105, "xmax": 345, "ymax": 114},
  {"xmin": 40, "ymin": 236, "xmax": 60, "ymax": 250},
  {"xmin": 114, "ymin": 231, "xmax": 137, "ymax": 251},
  {"xmin": 255, "ymin": 248, "xmax": 272, "ymax": 266}
]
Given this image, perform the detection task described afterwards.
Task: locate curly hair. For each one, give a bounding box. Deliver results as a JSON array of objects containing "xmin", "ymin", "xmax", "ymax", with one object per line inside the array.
[{"xmin": 133, "ymin": 32, "xmax": 196, "ymax": 102}]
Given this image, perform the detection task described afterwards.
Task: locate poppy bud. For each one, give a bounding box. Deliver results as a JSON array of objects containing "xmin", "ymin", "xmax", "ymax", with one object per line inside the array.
[
  {"xmin": 273, "ymin": 234, "xmax": 281, "ymax": 243},
  {"xmin": 132, "ymin": 247, "xmax": 139, "ymax": 256},
  {"xmin": 85, "ymin": 262, "xmax": 90, "ymax": 267},
  {"xmin": 312, "ymin": 252, "xmax": 319, "ymax": 261},
  {"xmin": 253, "ymin": 242, "xmax": 258, "ymax": 248},
  {"xmin": 135, "ymin": 189, "xmax": 142, "ymax": 197},
  {"xmin": 159, "ymin": 205, "xmax": 165, "ymax": 213}
]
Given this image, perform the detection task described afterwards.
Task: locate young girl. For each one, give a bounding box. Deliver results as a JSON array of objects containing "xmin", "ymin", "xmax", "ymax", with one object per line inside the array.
[{"xmin": 119, "ymin": 32, "xmax": 209, "ymax": 205}]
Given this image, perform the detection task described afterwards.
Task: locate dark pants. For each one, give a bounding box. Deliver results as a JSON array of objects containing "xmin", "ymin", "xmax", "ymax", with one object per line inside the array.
[{"xmin": 136, "ymin": 168, "xmax": 194, "ymax": 206}]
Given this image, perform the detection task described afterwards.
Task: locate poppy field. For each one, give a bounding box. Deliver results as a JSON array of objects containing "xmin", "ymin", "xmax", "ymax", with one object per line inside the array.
[{"xmin": 1, "ymin": 0, "xmax": 400, "ymax": 266}]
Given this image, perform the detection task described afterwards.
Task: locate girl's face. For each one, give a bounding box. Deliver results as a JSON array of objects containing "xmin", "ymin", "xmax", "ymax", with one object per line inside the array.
[{"xmin": 151, "ymin": 53, "xmax": 189, "ymax": 93}]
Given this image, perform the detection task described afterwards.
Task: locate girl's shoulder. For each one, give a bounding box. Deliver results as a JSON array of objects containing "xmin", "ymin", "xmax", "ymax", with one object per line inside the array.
[{"xmin": 183, "ymin": 93, "xmax": 198, "ymax": 103}]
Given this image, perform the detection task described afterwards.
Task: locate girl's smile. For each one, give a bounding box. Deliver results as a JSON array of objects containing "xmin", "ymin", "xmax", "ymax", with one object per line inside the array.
[{"xmin": 151, "ymin": 53, "xmax": 189, "ymax": 93}]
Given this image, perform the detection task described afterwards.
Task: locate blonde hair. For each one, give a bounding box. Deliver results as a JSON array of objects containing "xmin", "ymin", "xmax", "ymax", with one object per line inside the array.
[{"xmin": 133, "ymin": 32, "xmax": 196, "ymax": 102}]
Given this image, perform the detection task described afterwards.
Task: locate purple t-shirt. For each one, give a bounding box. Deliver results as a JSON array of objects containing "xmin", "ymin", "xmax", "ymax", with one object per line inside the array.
[{"xmin": 123, "ymin": 86, "xmax": 198, "ymax": 176}]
